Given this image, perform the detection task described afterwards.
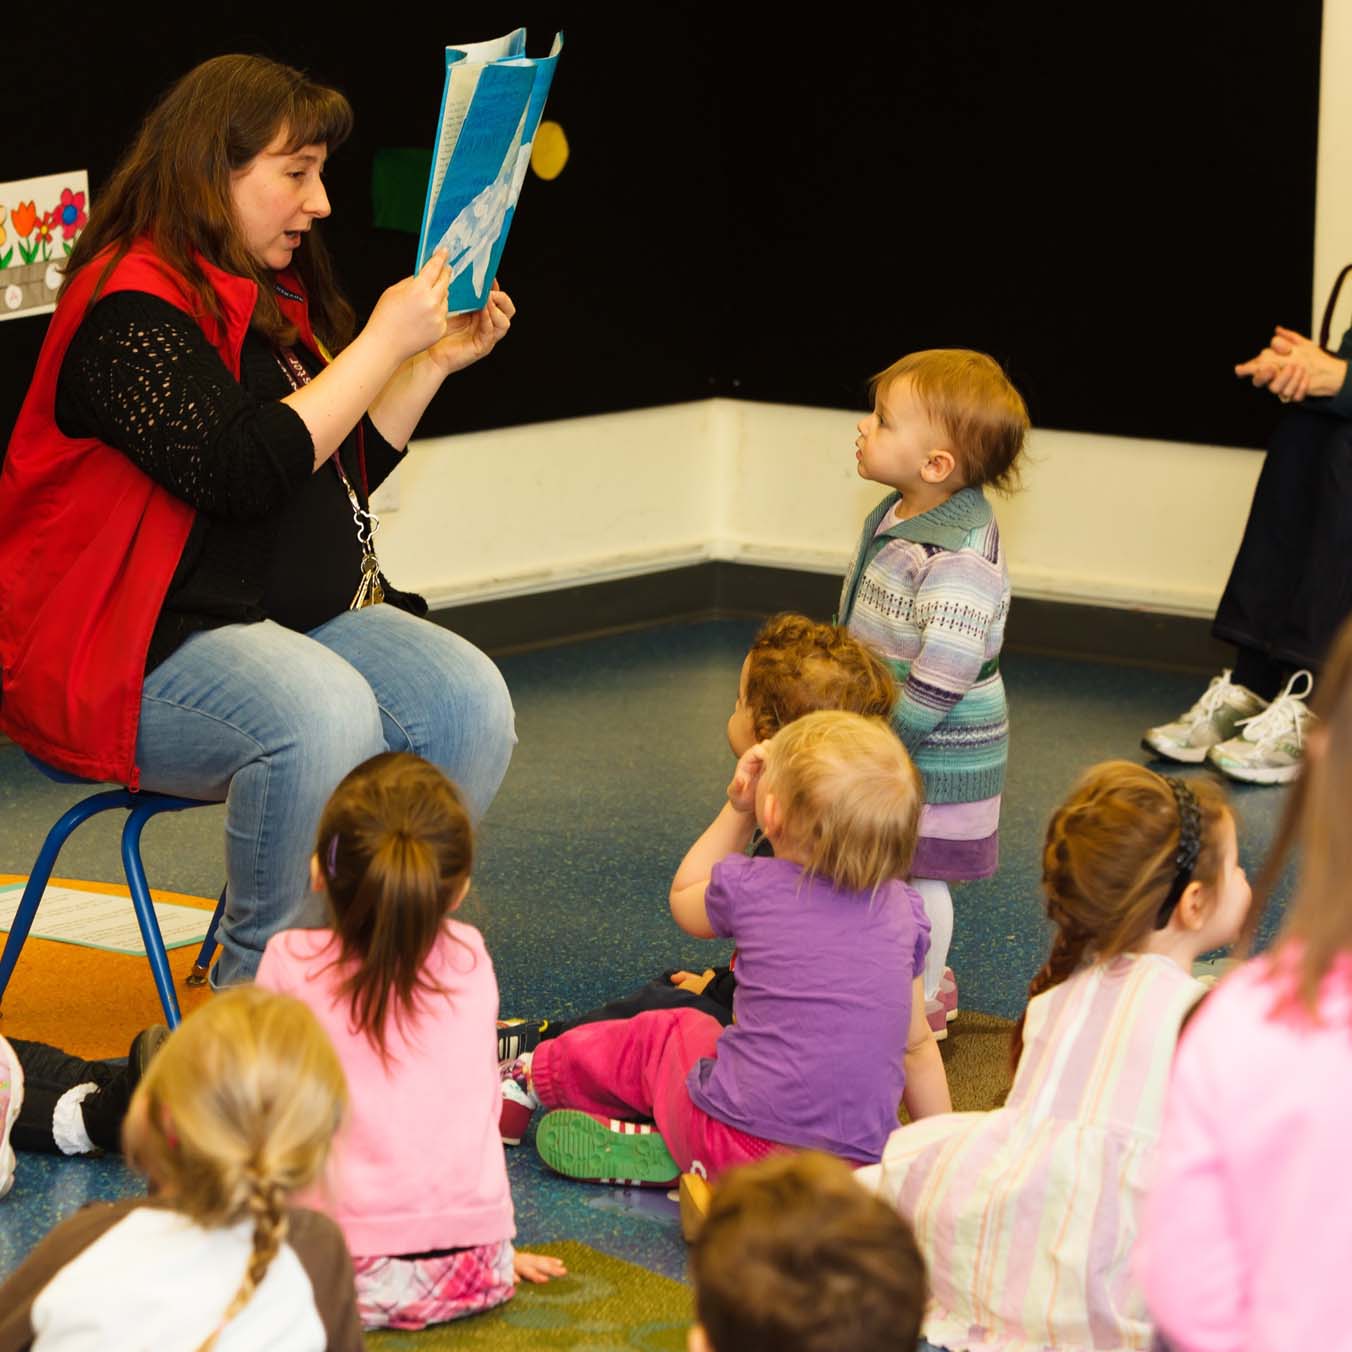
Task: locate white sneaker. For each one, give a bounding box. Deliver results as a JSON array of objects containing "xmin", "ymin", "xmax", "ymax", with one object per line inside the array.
[
  {"xmin": 1142, "ymin": 670, "xmax": 1268, "ymax": 764},
  {"xmin": 1207, "ymin": 670, "xmax": 1315, "ymax": 785},
  {"xmin": 0, "ymin": 1035, "xmax": 24, "ymax": 1199}
]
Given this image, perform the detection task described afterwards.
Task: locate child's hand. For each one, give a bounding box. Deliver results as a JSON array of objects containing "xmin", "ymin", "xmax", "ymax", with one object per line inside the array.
[
  {"xmin": 514, "ymin": 1251, "xmax": 568, "ymax": 1283},
  {"xmin": 726, "ymin": 741, "xmax": 769, "ymax": 814},
  {"xmin": 670, "ymin": 968, "xmax": 717, "ymax": 994}
]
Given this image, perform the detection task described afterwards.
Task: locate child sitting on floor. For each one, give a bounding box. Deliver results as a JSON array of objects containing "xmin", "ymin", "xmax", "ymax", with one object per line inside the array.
[
  {"xmin": 858, "ymin": 761, "xmax": 1252, "ymax": 1352},
  {"xmin": 255, "ymin": 751, "xmax": 564, "ymax": 1332},
  {"xmin": 497, "ymin": 611, "xmax": 899, "ymax": 1081},
  {"xmin": 0, "ymin": 1025, "xmax": 167, "ymax": 1174},
  {"xmin": 503, "ymin": 710, "xmax": 951, "ymax": 1187},
  {"xmin": 689, "ymin": 1151, "xmax": 928, "ymax": 1352},
  {"xmin": 0, "ymin": 986, "xmax": 362, "ymax": 1349},
  {"xmin": 840, "ymin": 348, "xmax": 1029, "ymax": 1034},
  {"xmin": 1140, "ymin": 614, "xmax": 1352, "ymax": 1350}
]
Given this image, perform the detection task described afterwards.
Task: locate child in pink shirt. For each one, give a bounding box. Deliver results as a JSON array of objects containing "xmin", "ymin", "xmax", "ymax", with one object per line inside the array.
[
  {"xmin": 1141, "ymin": 617, "xmax": 1352, "ymax": 1352},
  {"xmin": 256, "ymin": 752, "xmax": 564, "ymax": 1332}
]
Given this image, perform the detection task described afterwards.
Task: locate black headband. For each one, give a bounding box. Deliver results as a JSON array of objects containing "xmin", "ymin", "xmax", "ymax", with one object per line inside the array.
[{"xmin": 1155, "ymin": 777, "xmax": 1202, "ymax": 929}]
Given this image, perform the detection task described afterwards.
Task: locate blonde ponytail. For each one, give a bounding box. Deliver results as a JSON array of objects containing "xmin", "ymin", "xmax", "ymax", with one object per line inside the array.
[
  {"xmin": 195, "ymin": 1175, "xmax": 289, "ymax": 1352},
  {"xmin": 123, "ymin": 987, "xmax": 346, "ymax": 1349}
]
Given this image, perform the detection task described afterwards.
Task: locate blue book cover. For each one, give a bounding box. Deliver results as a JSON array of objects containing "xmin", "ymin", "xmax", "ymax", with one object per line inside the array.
[{"xmin": 415, "ymin": 29, "xmax": 564, "ymax": 314}]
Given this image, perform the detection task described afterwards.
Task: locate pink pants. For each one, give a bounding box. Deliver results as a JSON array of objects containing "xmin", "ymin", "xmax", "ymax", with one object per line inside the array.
[{"xmin": 530, "ymin": 1008, "xmax": 780, "ymax": 1178}]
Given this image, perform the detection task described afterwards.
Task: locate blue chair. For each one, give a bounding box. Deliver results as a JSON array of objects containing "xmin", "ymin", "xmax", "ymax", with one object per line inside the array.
[{"xmin": 0, "ymin": 760, "xmax": 226, "ymax": 1028}]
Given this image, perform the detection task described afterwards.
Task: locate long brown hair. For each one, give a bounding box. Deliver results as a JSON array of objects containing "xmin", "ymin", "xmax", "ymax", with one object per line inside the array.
[
  {"xmin": 743, "ymin": 613, "xmax": 896, "ymax": 742},
  {"xmin": 64, "ymin": 54, "xmax": 355, "ymax": 349},
  {"xmin": 1010, "ymin": 760, "xmax": 1231, "ymax": 1068},
  {"xmin": 123, "ymin": 987, "xmax": 346, "ymax": 1352},
  {"xmin": 316, "ymin": 752, "xmax": 475, "ymax": 1059},
  {"xmin": 1247, "ymin": 619, "xmax": 1352, "ymax": 1017}
]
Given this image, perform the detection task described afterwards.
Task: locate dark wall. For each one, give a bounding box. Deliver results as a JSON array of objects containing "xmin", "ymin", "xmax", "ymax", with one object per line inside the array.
[{"xmin": 1, "ymin": 3, "xmax": 1322, "ymax": 449}]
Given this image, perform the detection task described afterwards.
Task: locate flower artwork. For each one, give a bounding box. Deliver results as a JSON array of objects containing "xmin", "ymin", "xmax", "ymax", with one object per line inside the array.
[{"xmin": 0, "ymin": 170, "xmax": 90, "ymax": 321}]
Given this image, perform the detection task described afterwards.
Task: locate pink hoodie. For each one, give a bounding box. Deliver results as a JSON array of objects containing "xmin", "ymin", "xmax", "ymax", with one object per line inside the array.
[
  {"xmin": 257, "ymin": 922, "xmax": 514, "ymax": 1257},
  {"xmin": 1140, "ymin": 951, "xmax": 1352, "ymax": 1351}
]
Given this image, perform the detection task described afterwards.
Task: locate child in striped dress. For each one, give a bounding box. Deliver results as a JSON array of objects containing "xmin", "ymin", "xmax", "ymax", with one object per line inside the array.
[
  {"xmin": 840, "ymin": 349, "xmax": 1029, "ymax": 1034},
  {"xmin": 857, "ymin": 761, "xmax": 1253, "ymax": 1352}
]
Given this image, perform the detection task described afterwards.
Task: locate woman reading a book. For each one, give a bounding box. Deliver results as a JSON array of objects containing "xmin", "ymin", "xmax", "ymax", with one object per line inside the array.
[{"xmin": 0, "ymin": 55, "xmax": 517, "ymax": 985}]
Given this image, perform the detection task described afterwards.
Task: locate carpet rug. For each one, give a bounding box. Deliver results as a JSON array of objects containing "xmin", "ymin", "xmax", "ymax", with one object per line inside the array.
[
  {"xmin": 0, "ymin": 876, "xmax": 216, "ymax": 1057},
  {"xmin": 365, "ymin": 1241, "xmax": 690, "ymax": 1350}
]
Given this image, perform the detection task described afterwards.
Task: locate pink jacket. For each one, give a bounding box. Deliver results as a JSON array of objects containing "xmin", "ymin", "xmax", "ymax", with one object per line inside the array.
[
  {"xmin": 1140, "ymin": 951, "xmax": 1352, "ymax": 1352},
  {"xmin": 256, "ymin": 921, "xmax": 514, "ymax": 1257}
]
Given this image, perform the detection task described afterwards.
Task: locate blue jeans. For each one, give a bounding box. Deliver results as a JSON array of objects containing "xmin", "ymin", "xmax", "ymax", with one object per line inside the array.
[{"xmin": 135, "ymin": 606, "xmax": 516, "ymax": 985}]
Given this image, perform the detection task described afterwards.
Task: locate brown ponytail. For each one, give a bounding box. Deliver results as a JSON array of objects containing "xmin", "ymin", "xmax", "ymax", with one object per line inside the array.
[
  {"xmin": 1010, "ymin": 761, "xmax": 1231, "ymax": 1069},
  {"xmin": 1244, "ymin": 617, "xmax": 1352, "ymax": 1018},
  {"xmin": 316, "ymin": 752, "xmax": 475, "ymax": 1059}
]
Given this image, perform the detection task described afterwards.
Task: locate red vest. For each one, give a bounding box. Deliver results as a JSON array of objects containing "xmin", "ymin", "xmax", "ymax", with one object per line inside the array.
[{"xmin": 0, "ymin": 242, "xmax": 319, "ymax": 786}]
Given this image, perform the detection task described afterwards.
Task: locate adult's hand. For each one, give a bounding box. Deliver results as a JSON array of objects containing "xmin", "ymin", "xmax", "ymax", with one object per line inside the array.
[
  {"xmin": 285, "ymin": 250, "xmax": 451, "ymax": 469},
  {"xmin": 1235, "ymin": 326, "xmax": 1348, "ymax": 403},
  {"xmin": 365, "ymin": 251, "xmax": 453, "ymax": 364},
  {"xmin": 425, "ymin": 280, "xmax": 515, "ymax": 377}
]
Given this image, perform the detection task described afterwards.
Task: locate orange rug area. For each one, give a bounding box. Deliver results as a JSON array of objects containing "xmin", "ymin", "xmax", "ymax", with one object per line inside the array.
[{"xmin": 0, "ymin": 875, "xmax": 216, "ymax": 1059}]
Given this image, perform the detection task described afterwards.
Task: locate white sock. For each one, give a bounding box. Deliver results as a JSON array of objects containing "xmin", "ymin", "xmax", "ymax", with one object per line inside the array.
[
  {"xmin": 52, "ymin": 1082, "xmax": 99, "ymax": 1155},
  {"xmin": 911, "ymin": 878, "xmax": 954, "ymax": 1001}
]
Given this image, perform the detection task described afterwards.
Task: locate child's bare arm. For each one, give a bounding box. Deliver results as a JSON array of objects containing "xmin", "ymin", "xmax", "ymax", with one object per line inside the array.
[
  {"xmin": 670, "ymin": 802, "xmax": 755, "ymax": 937},
  {"xmin": 900, "ymin": 975, "xmax": 952, "ymax": 1119},
  {"xmin": 669, "ymin": 743, "xmax": 767, "ymax": 937}
]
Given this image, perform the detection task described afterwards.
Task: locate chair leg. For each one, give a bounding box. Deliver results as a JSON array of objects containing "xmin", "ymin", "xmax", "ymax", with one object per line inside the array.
[
  {"xmin": 187, "ymin": 887, "xmax": 226, "ymax": 988},
  {"xmin": 121, "ymin": 805, "xmax": 183, "ymax": 1029},
  {"xmin": 0, "ymin": 790, "xmax": 135, "ymax": 1013}
]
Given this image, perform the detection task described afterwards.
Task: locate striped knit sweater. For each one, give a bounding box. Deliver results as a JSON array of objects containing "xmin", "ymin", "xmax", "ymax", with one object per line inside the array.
[{"xmin": 838, "ymin": 487, "xmax": 1009, "ymax": 804}]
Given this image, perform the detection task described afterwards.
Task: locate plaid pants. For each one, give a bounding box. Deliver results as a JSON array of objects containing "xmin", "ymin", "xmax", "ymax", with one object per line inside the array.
[{"xmin": 352, "ymin": 1238, "xmax": 515, "ymax": 1331}]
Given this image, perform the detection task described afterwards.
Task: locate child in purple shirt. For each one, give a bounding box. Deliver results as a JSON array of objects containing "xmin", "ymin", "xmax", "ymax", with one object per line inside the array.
[{"xmin": 501, "ymin": 710, "xmax": 952, "ymax": 1187}]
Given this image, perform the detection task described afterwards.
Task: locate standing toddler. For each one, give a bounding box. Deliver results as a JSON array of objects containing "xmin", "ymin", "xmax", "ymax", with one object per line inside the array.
[{"xmin": 840, "ymin": 349, "xmax": 1029, "ymax": 1027}]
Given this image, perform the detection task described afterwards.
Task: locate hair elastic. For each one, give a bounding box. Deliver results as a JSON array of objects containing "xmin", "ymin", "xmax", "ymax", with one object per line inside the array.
[
  {"xmin": 326, "ymin": 834, "xmax": 339, "ymax": 877},
  {"xmin": 1155, "ymin": 777, "xmax": 1202, "ymax": 929}
]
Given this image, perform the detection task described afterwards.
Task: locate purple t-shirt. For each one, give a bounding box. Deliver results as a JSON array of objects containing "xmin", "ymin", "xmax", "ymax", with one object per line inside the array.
[{"xmin": 687, "ymin": 853, "xmax": 929, "ymax": 1162}]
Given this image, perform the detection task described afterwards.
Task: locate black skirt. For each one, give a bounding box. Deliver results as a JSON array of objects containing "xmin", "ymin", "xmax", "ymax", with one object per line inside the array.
[{"xmin": 1213, "ymin": 404, "xmax": 1352, "ymax": 672}]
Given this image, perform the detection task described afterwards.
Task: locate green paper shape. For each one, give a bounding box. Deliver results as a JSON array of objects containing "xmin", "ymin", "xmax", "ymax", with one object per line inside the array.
[{"xmin": 372, "ymin": 147, "xmax": 435, "ymax": 235}]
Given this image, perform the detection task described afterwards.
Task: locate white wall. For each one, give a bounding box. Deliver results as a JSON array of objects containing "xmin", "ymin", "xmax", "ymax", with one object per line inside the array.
[
  {"xmin": 1316, "ymin": 0, "xmax": 1352, "ymax": 337},
  {"xmin": 378, "ymin": 401, "xmax": 1264, "ymax": 619},
  {"xmin": 376, "ymin": 4, "xmax": 1346, "ymax": 620},
  {"xmin": 375, "ymin": 401, "xmax": 721, "ymax": 606}
]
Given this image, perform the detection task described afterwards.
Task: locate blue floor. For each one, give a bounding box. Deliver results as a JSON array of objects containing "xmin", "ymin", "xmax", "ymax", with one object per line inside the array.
[{"xmin": 0, "ymin": 620, "xmax": 1293, "ymax": 1283}]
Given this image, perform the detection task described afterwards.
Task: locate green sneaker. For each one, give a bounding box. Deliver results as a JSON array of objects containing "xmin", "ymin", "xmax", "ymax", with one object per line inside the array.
[
  {"xmin": 535, "ymin": 1109, "xmax": 679, "ymax": 1187},
  {"xmin": 1142, "ymin": 670, "xmax": 1267, "ymax": 764},
  {"xmin": 1206, "ymin": 670, "xmax": 1315, "ymax": 785}
]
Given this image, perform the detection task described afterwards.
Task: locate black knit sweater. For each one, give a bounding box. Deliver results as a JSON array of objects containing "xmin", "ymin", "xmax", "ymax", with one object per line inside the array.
[{"xmin": 55, "ymin": 291, "xmax": 402, "ymax": 672}]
